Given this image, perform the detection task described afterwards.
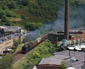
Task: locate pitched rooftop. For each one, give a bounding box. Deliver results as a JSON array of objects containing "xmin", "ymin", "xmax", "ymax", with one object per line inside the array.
[
  {"xmin": 39, "ymin": 55, "xmax": 70, "ymax": 65},
  {"xmin": 0, "ymin": 26, "xmax": 21, "ymax": 32}
]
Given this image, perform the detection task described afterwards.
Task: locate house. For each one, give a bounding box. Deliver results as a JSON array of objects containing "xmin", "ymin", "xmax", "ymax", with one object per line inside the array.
[
  {"xmin": 0, "ymin": 38, "xmax": 13, "ymax": 54},
  {"xmin": 0, "ymin": 26, "xmax": 22, "ymax": 33},
  {"xmin": 0, "ymin": 26, "xmax": 26, "ymax": 54},
  {"xmin": 38, "ymin": 55, "xmax": 70, "ymax": 69}
]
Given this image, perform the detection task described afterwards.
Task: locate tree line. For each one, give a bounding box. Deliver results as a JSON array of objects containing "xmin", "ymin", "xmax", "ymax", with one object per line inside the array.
[{"xmin": 0, "ymin": 0, "xmax": 82, "ymax": 30}]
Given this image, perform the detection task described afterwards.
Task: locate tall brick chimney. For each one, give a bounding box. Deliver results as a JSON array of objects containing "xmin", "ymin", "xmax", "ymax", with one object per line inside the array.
[{"xmin": 64, "ymin": 0, "xmax": 69, "ymax": 39}]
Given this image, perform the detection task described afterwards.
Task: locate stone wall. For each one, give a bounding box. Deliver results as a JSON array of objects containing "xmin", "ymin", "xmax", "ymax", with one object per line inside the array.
[
  {"xmin": 0, "ymin": 39, "xmax": 13, "ymax": 54},
  {"xmin": 0, "ymin": 36, "xmax": 24, "ymax": 54}
]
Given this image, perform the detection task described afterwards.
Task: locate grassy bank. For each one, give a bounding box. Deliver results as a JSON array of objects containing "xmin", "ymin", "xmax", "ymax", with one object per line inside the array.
[{"xmin": 13, "ymin": 40, "xmax": 56, "ymax": 69}]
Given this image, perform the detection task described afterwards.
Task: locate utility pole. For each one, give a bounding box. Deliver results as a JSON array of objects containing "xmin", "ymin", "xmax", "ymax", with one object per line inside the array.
[
  {"xmin": 64, "ymin": 0, "xmax": 70, "ymax": 40},
  {"xmin": 82, "ymin": 48, "xmax": 85, "ymax": 69},
  {"xmin": 19, "ymin": 29, "xmax": 21, "ymax": 44}
]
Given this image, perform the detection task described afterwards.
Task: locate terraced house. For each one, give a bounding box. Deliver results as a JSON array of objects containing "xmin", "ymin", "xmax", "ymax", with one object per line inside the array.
[{"xmin": 0, "ymin": 26, "xmax": 25, "ymax": 54}]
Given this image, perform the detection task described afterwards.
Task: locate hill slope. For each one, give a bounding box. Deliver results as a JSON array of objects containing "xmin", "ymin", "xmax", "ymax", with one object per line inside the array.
[{"xmin": 0, "ymin": 0, "xmax": 85, "ymax": 30}]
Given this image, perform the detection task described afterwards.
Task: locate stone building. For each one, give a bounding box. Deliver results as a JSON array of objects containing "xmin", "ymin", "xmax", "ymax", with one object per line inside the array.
[{"xmin": 0, "ymin": 26, "xmax": 26, "ymax": 54}]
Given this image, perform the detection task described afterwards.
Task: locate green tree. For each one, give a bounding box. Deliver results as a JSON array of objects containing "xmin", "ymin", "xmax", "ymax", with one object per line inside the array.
[
  {"xmin": 5, "ymin": 9, "xmax": 16, "ymax": 17},
  {"xmin": 13, "ymin": 40, "xmax": 20, "ymax": 50},
  {"xmin": 0, "ymin": 9, "xmax": 5, "ymax": 19},
  {"xmin": 0, "ymin": 54, "xmax": 14, "ymax": 69},
  {"xmin": 25, "ymin": 22, "xmax": 42, "ymax": 30},
  {"xmin": 22, "ymin": 0, "xmax": 29, "ymax": 6},
  {"xmin": 60, "ymin": 64, "xmax": 67, "ymax": 69},
  {"xmin": 1, "ymin": 16, "xmax": 11, "ymax": 26},
  {"xmin": 7, "ymin": 1, "xmax": 16, "ymax": 9}
]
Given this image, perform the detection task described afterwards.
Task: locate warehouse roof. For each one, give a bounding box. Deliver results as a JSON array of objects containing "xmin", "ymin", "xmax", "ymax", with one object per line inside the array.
[
  {"xmin": 39, "ymin": 55, "xmax": 70, "ymax": 65},
  {"xmin": 0, "ymin": 26, "xmax": 21, "ymax": 32},
  {"xmin": 0, "ymin": 33, "xmax": 20, "ymax": 43}
]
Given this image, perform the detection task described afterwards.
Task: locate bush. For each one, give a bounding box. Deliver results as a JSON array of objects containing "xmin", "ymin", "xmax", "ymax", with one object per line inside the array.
[
  {"xmin": 13, "ymin": 40, "xmax": 20, "ymax": 50},
  {"xmin": 0, "ymin": 9, "xmax": 5, "ymax": 18},
  {"xmin": 5, "ymin": 10, "xmax": 16, "ymax": 17},
  {"xmin": 13, "ymin": 40, "xmax": 56, "ymax": 69},
  {"xmin": 27, "ymin": 40, "xmax": 56, "ymax": 66},
  {"xmin": 25, "ymin": 22, "xmax": 42, "ymax": 30},
  {"xmin": 60, "ymin": 64, "xmax": 67, "ymax": 69},
  {"xmin": 1, "ymin": 16, "xmax": 11, "ymax": 26},
  {"xmin": 7, "ymin": 2, "xmax": 16, "ymax": 9},
  {"xmin": 0, "ymin": 54, "xmax": 14, "ymax": 69}
]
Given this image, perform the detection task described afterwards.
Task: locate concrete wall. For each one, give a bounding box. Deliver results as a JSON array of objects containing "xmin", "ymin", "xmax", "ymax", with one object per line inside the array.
[
  {"xmin": 0, "ymin": 36, "xmax": 24, "ymax": 54},
  {"xmin": 0, "ymin": 39, "xmax": 13, "ymax": 54}
]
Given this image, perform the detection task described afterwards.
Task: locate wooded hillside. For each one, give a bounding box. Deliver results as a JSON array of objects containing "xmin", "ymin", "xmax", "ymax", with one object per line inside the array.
[{"xmin": 0, "ymin": 0, "xmax": 84, "ymax": 30}]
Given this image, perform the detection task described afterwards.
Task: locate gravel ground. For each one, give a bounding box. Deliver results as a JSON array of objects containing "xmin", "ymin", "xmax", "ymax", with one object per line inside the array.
[{"xmin": 54, "ymin": 50, "xmax": 85, "ymax": 69}]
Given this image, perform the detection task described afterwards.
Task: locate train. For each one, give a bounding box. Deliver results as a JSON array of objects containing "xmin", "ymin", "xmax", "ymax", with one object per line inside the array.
[
  {"xmin": 21, "ymin": 31, "xmax": 85, "ymax": 54},
  {"xmin": 21, "ymin": 34, "xmax": 48, "ymax": 54}
]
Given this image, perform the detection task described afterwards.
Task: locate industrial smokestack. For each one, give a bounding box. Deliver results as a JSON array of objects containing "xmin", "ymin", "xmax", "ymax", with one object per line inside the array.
[{"xmin": 64, "ymin": 0, "xmax": 69, "ymax": 39}]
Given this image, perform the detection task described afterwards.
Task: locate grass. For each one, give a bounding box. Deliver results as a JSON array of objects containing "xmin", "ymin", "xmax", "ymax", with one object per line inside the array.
[
  {"xmin": 13, "ymin": 40, "xmax": 56, "ymax": 69},
  {"xmin": 15, "ymin": 43, "xmax": 24, "ymax": 53}
]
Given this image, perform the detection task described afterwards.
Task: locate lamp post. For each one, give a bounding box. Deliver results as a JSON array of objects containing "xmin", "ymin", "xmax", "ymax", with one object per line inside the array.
[
  {"xmin": 67, "ymin": 40, "xmax": 75, "ymax": 67},
  {"xmin": 19, "ymin": 28, "xmax": 21, "ymax": 44},
  {"xmin": 68, "ymin": 49, "xmax": 73, "ymax": 67},
  {"xmin": 81, "ymin": 48, "xmax": 85, "ymax": 69}
]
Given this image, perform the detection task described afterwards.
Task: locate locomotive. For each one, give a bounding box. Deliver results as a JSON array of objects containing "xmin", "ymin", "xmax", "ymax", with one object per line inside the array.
[{"xmin": 21, "ymin": 34, "xmax": 48, "ymax": 54}]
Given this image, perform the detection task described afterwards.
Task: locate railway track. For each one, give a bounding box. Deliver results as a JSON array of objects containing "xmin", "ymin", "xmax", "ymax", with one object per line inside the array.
[
  {"xmin": 13, "ymin": 53, "xmax": 24, "ymax": 63},
  {"xmin": 13, "ymin": 34, "xmax": 48, "ymax": 63}
]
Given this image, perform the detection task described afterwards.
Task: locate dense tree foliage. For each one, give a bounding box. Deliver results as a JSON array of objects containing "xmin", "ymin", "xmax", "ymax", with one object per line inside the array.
[
  {"xmin": 25, "ymin": 22, "xmax": 42, "ymax": 30},
  {"xmin": 0, "ymin": 0, "xmax": 62, "ymax": 26},
  {"xmin": 60, "ymin": 64, "xmax": 67, "ymax": 69},
  {"xmin": 0, "ymin": 0, "xmax": 84, "ymax": 30},
  {"xmin": 0, "ymin": 54, "xmax": 14, "ymax": 69}
]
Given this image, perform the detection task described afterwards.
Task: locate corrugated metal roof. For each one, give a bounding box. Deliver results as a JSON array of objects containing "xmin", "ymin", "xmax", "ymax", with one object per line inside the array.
[
  {"xmin": 39, "ymin": 55, "xmax": 70, "ymax": 65},
  {"xmin": 0, "ymin": 26, "xmax": 21, "ymax": 32},
  {"xmin": 5, "ymin": 26, "xmax": 21, "ymax": 32},
  {"xmin": 0, "ymin": 33, "xmax": 20, "ymax": 43}
]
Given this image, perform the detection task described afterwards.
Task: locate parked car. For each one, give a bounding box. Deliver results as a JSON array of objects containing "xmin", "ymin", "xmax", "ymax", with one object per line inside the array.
[
  {"xmin": 74, "ymin": 45, "xmax": 82, "ymax": 51},
  {"xmin": 67, "ymin": 46, "xmax": 75, "ymax": 51}
]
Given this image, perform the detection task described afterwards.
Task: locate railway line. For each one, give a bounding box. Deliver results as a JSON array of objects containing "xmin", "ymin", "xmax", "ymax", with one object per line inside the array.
[
  {"xmin": 13, "ymin": 32, "xmax": 85, "ymax": 64},
  {"xmin": 13, "ymin": 34, "xmax": 48, "ymax": 63}
]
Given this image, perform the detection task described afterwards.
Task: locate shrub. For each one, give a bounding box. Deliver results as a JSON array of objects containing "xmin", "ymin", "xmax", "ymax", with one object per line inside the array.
[
  {"xmin": 25, "ymin": 22, "xmax": 42, "ymax": 30},
  {"xmin": 26, "ymin": 40, "xmax": 56, "ymax": 67},
  {"xmin": 60, "ymin": 64, "xmax": 67, "ymax": 69},
  {"xmin": 0, "ymin": 54, "xmax": 14, "ymax": 69},
  {"xmin": 13, "ymin": 40, "xmax": 56, "ymax": 69}
]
